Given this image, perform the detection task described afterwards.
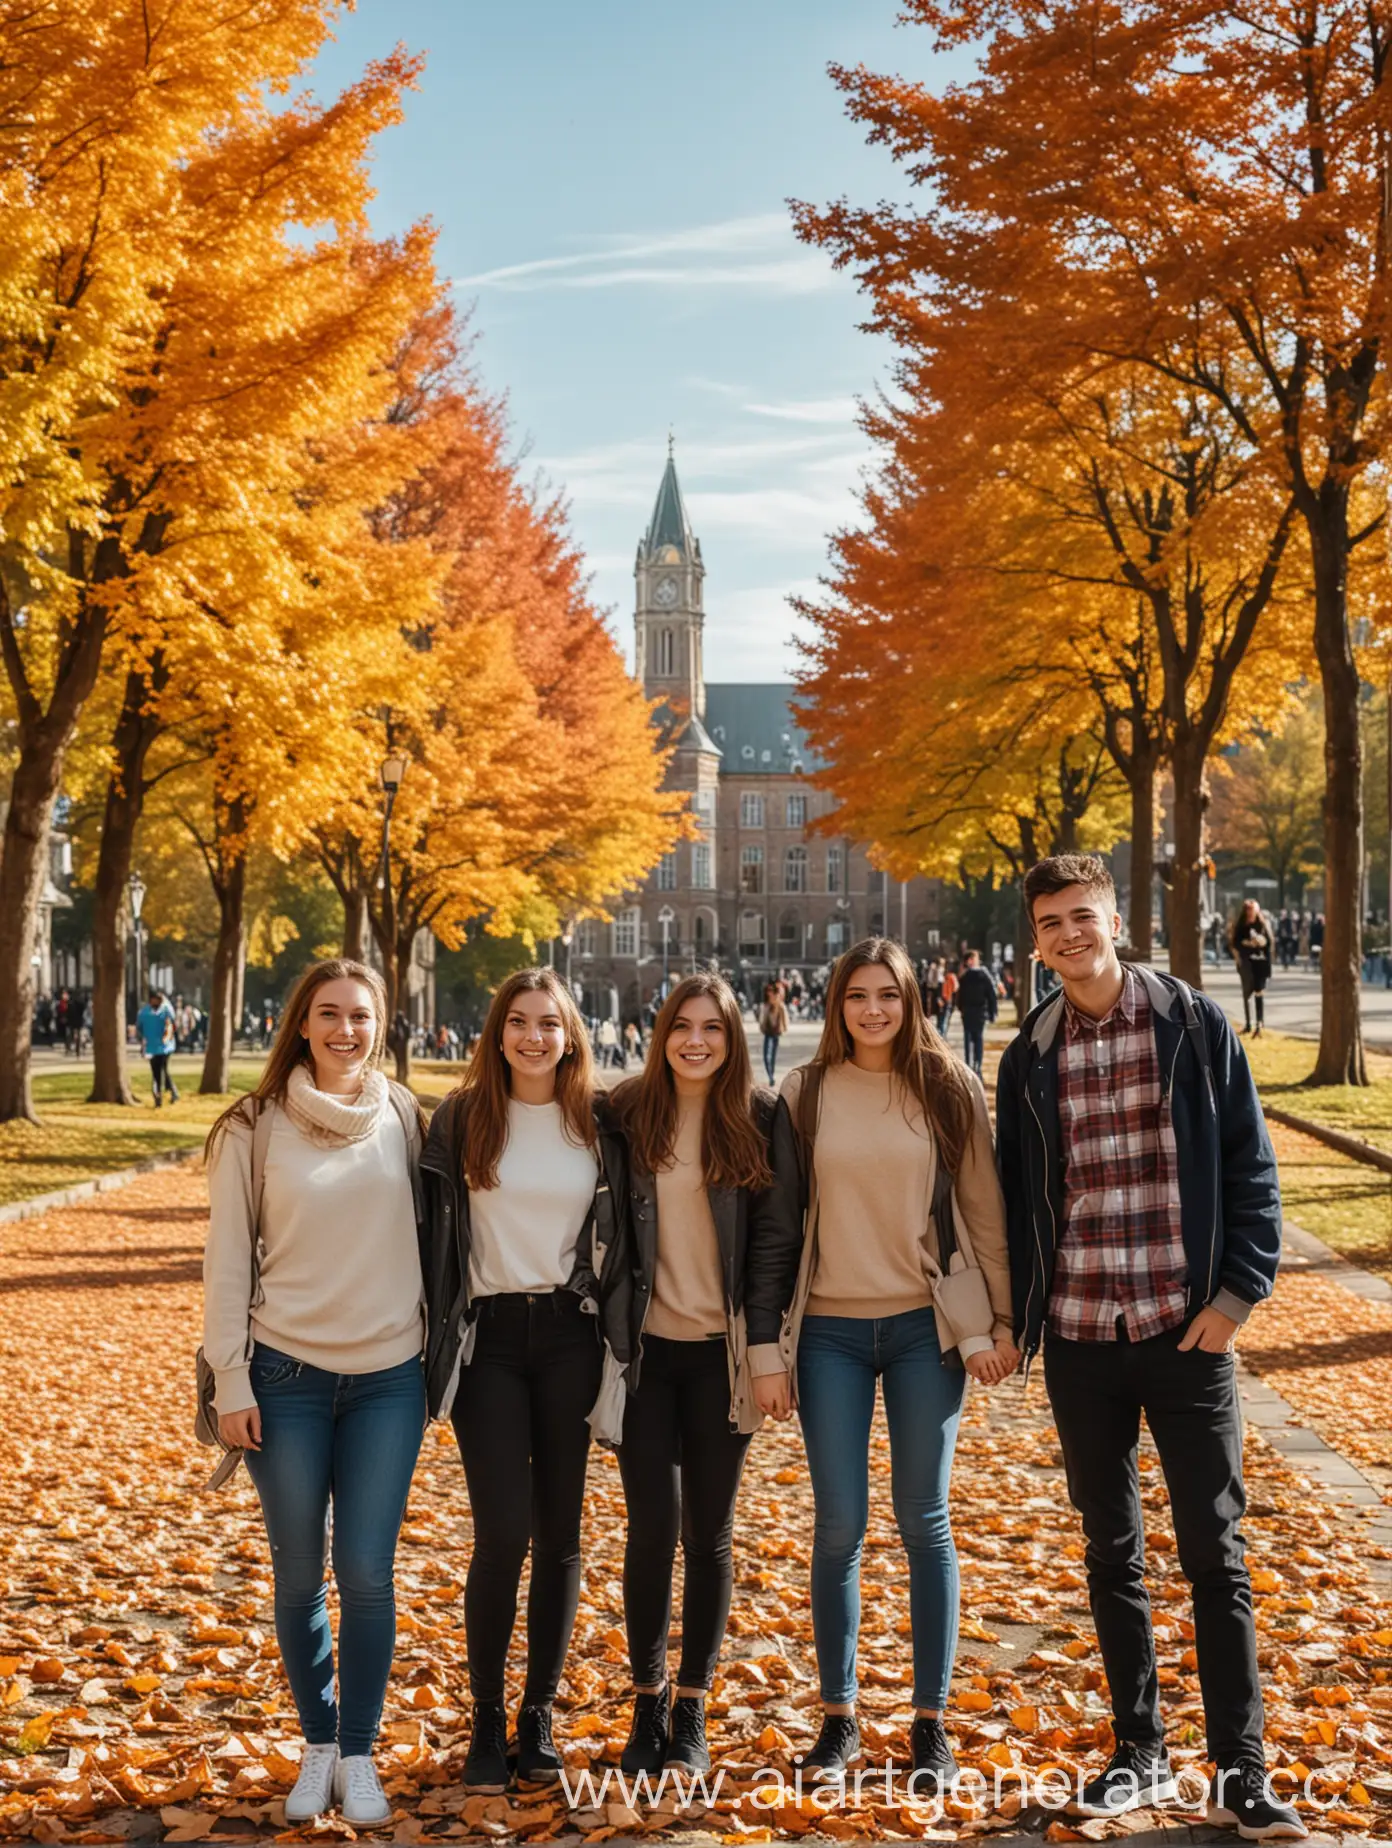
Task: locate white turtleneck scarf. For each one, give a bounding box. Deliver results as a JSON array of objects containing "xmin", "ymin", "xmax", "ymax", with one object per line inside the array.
[{"xmin": 203, "ymin": 1063, "xmax": 424, "ymax": 1415}]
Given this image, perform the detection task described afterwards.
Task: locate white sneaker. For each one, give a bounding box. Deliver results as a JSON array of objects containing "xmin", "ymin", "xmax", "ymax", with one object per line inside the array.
[
  {"xmin": 284, "ymin": 1742, "xmax": 338, "ymax": 1822},
  {"xmin": 334, "ymin": 1753, "xmax": 393, "ymax": 1826}
]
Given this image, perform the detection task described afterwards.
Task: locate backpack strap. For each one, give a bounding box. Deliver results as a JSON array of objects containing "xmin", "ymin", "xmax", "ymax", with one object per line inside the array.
[
  {"xmin": 243, "ymin": 1101, "xmax": 275, "ymax": 1360},
  {"xmin": 384, "ymin": 1080, "xmax": 425, "ymax": 1222},
  {"xmin": 1165, "ymin": 974, "xmax": 1214, "ymax": 1090}
]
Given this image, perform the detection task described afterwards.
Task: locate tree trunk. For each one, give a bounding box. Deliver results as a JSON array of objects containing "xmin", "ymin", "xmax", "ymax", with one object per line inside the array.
[
  {"xmin": 342, "ymin": 887, "xmax": 370, "ymax": 961},
  {"xmin": 89, "ymin": 667, "xmax": 163, "ymax": 1105},
  {"xmin": 0, "ymin": 745, "xmax": 65, "ymax": 1123},
  {"xmin": 393, "ymin": 931, "xmax": 413, "ymax": 1083},
  {"xmin": 1308, "ymin": 514, "xmax": 1366, "ymax": 1085},
  {"xmin": 199, "ymin": 791, "xmax": 248, "ymax": 1096},
  {"xmin": 1169, "ymin": 740, "xmax": 1207, "ymax": 989},
  {"xmin": 1127, "ymin": 760, "xmax": 1156, "ymax": 961}
]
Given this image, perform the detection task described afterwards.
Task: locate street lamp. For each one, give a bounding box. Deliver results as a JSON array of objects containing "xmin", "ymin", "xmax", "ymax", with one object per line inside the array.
[
  {"xmin": 658, "ymin": 905, "xmax": 675, "ymax": 999},
  {"xmin": 561, "ymin": 919, "xmax": 576, "ymax": 995},
  {"xmin": 128, "ymin": 872, "xmax": 147, "ymax": 1014},
  {"xmin": 379, "ymin": 753, "xmax": 408, "ymax": 1025}
]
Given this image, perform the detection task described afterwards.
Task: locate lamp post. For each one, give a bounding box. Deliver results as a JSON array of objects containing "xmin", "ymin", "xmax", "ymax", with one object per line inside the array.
[
  {"xmin": 657, "ymin": 905, "xmax": 675, "ymax": 1000},
  {"xmin": 561, "ymin": 920, "xmax": 575, "ymax": 997},
  {"xmin": 128, "ymin": 872, "xmax": 147, "ymax": 1021},
  {"xmin": 379, "ymin": 752, "xmax": 408, "ymax": 1021}
]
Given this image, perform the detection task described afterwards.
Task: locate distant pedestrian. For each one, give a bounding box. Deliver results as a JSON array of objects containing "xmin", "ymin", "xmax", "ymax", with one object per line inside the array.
[
  {"xmin": 938, "ymin": 964, "xmax": 958, "ymax": 1033},
  {"xmin": 1228, "ymin": 900, "xmax": 1272, "ymax": 1038},
  {"xmin": 137, "ymin": 988, "xmax": 179, "ymax": 1106},
  {"xmin": 623, "ymin": 1020, "xmax": 641, "ymax": 1066},
  {"xmin": 954, "ymin": 950, "xmax": 998, "ymax": 1076},
  {"xmin": 1310, "ymin": 912, "xmax": 1325, "ymax": 968},
  {"xmin": 758, "ymin": 983, "xmax": 789, "ymax": 1084}
]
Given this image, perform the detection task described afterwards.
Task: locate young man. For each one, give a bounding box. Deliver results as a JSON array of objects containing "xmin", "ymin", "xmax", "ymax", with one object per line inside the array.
[
  {"xmin": 995, "ymin": 855, "xmax": 1303, "ymax": 1842},
  {"xmin": 136, "ymin": 988, "xmax": 179, "ymax": 1108},
  {"xmin": 954, "ymin": 948, "xmax": 998, "ymax": 1076}
]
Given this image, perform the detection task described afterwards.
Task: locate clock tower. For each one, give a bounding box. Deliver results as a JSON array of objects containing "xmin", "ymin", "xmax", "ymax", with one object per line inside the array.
[{"xmin": 636, "ymin": 440, "xmax": 706, "ymax": 717}]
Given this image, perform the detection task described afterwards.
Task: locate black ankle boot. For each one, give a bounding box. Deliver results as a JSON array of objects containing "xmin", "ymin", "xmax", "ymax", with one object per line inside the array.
[
  {"xmin": 665, "ymin": 1695, "xmax": 710, "ymax": 1774},
  {"xmin": 620, "ymin": 1688, "xmax": 669, "ymax": 1776},
  {"xmin": 463, "ymin": 1699, "xmax": 509, "ymax": 1794},
  {"xmin": 800, "ymin": 1712, "xmax": 861, "ymax": 1781},
  {"xmin": 516, "ymin": 1702, "xmax": 562, "ymax": 1784}
]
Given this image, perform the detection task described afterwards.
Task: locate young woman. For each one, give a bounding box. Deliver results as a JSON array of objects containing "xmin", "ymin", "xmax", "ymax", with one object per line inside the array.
[
  {"xmin": 605, "ymin": 973, "xmax": 800, "ymax": 1777},
  {"xmin": 758, "ymin": 981, "xmax": 791, "ymax": 1086},
  {"xmin": 419, "ymin": 969, "xmax": 629, "ymax": 1794},
  {"xmin": 766, "ymin": 937, "xmax": 1017, "ymax": 1785},
  {"xmin": 203, "ymin": 960, "xmax": 426, "ymax": 1829},
  {"xmin": 1229, "ymin": 899, "xmax": 1273, "ymax": 1037}
]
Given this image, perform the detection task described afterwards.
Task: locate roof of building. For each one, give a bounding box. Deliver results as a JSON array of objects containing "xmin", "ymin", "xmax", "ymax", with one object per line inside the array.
[
  {"xmin": 643, "ymin": 451, "xmax": 697, "ymax": 558},
  {"xmin": 704, "ymin": 684, "xmax": 823, "ymax": 776}
]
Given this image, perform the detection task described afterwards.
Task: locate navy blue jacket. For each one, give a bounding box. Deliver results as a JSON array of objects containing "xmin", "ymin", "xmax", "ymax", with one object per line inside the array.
[{"xmin": 995, "ymin": 964, "xmax": 1281, "ymax": 1361}]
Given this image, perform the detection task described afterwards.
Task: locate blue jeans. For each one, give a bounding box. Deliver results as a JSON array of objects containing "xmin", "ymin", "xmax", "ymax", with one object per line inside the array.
[
  {"xmin": 244, "ymin": 1344, "xmax": 424, "ymax": 1756},
  {"xmin": 762, "ymin": 1033, "xmax": 780, "ymax": 1083},
  {"xmin": 961, "ymin": 1015, "xmax": 986, "ymax": 1075},
  {"xmin": 797, "ymin": 1309, "xmax": 965, "ymax": 1708}
]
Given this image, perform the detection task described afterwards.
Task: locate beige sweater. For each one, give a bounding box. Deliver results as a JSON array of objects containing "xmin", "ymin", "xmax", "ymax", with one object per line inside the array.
[
  {"xmin": 647, "ymin": 1095, "xmax": 726, "ymax": 1341},
  {"xmin": 801, "ymin": 1059, "xmax": 1012, "ymax": 1330},
  {"xmin": 204, "ymin": 1103, "xmax": 424, "ymax": 1416}
]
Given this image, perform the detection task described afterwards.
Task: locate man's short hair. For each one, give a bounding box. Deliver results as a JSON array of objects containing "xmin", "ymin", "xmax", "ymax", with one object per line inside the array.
[
  {"xmin": 1024, "ymin": 854, "xmax": 1117, "ymax": 925},
  {"xmin": 149, "ymin": 989, "xmax": 163, "ymax": 1004}
]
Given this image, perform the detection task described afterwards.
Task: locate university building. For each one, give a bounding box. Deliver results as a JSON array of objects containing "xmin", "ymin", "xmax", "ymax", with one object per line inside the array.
[{"xmin": 576, "ymin": 449, "xmax": 943, "ymax": 1016}]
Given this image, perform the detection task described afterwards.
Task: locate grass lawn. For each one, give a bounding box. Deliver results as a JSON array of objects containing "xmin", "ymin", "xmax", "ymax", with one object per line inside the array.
[
  {"xmin": 0, "ymin": 1058, "xmax": 262, "ymax": 1209},
  {"xmin": 1244, "ymin": 1030, "xmax": 1392, "ymax": 1156}
]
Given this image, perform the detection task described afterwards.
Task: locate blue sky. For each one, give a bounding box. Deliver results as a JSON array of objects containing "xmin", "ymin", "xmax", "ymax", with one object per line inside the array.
[{"xmin": 304, "ymin": 1, "xmax": 954, "ymax": 680}]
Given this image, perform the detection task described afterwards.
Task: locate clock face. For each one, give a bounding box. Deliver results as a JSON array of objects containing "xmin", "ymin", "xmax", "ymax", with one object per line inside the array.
[{"xmin": 653, "ymin": 575, "xmax": 679, "ymax": 608}]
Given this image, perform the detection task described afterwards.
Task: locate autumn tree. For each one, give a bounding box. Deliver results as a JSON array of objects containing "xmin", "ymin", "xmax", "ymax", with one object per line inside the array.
[
  {"xmin": 1209, "ymin": 696, "xmax": 1326, "ymax": 907},
  {"xmin": 0, "ymin": 0, "xmax": 406, "ymax": 1120},
  {"xmin": 818, "ymin": 0, "xmax": 1392, "ymax": 1079}
]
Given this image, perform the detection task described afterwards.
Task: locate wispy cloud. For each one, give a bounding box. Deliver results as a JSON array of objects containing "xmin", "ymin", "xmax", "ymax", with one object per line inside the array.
[
  {"xmin": 744, "ymin": 396, "xmax": 861, "ymax": 424},
  {"xmin": 454, "ymin": 213, "xmax": 835, "ymax": 295}
]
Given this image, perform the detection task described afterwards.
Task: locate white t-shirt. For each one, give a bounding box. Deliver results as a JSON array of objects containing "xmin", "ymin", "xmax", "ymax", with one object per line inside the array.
[{"xmin": 468, "ymin": 1099, "xmax": 599, "ymax": 1298}]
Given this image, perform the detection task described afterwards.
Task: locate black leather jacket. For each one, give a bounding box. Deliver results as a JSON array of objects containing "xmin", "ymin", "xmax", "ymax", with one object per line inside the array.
[
  {"xmin": 418, "ymin": 1089, "xmax": 631, "ymax": 1418},
  {"xmin": 611, "ymin": 1087, "xmax": 803, "ymax": 1390}
]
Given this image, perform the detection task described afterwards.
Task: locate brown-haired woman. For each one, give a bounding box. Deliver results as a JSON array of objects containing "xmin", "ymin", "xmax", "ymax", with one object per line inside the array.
[
  {"xmin": 767, "ymin": 938, "xmax": 1018, "ymax": 1788},
  {"xmin": 202, "ymin": 960, "xmax": 427, "ymax": 1829},
  {"xmin": 419, "ymin": 968, "xmax": 629, "ymax": 1795},
  {"xmin": 604, "ymin": 973, "xmax": 800, "ymax": 1778}
]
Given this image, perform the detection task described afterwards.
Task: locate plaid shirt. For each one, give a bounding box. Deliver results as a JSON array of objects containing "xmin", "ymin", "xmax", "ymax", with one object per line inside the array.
[{"xmin": 1049, "ymin": 966, "xmax": 1188, "ymax": 1343}]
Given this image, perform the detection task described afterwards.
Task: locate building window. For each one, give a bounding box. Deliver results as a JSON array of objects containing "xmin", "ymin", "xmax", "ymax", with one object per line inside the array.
[
  {"xmin": 784, "ymin": 845, "xmax": 807, "ymax": 893},
  {"xmin": 739, "ymin": 910, "xmax": 766, "ymax": 957},
  {"xmin": 692, "ymin": 842, "xmax": 713, "ymax": 889},
  {"xmin": 659, "ymin": 628, "xmax": 675, "ymax": 676},
  {"xmin": 657, "ymin": 851, "xmax": 677, "ymax": 891},
  {"xmin": 786, "ymin": 793, "xmax": 807, "ymax": 829},
  {"xmin": 827, "ymin": 845, "xmax": 844, "ymax": 893},
  {"xmin": 740, "ymin": 792, "xmax": 764, "ymax": 829},
  {"xmin": 827, "ymin": 918, "xmax": 850, "ymax": 956},
  {"xmin": 613, "ymin": 907, "xmax": 640, "ymax": 957},
  {"xmin": 740, "ymin": 845, "xmax": 764, "ymax": 895},
  {"xmin": 577, "ymin": 919, "xmax": 598, "ymax": 959},
  {"xmin": 778, "ymin": 913, "xmax": 800, "ymax": 953},
  {"xmin": 694, "ymin": 910, "xmax": 712, "ymax": 953},
  {"xmin": 694, "ymin": 789, "xmax": 715, "ymax": 830}
]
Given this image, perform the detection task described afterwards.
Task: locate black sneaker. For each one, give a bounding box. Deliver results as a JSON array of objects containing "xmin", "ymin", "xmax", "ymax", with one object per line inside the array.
[
  {"xmin": 907, "ymin": 1716, "xmax": 958, "ymax": 1790},
  {"xmin": 1072, "ymin": 1741, "xmax": 1178, "ymax": 1816},
  {"xmin": 620, "ymin": 1688, "xmax": 669, "ymax": 1776},
  {"xmin": 664, "ymin": 1695, "xmax": 710, "ymax": 1775},
  {"xmin": 799, "ymin": 1712, "xmax": 861, "ymax": 1781},
  {"xmin": 516, "ymin": 1702, "xmax": 562, "ymax": 1785},
  {"xmin": 1208, "ymin": 1759, "xmax": 1308, "ymax": 1841},
  {"xmin": 463, "ymin": 1699, "xmax": 509, "ymax": 1794}
]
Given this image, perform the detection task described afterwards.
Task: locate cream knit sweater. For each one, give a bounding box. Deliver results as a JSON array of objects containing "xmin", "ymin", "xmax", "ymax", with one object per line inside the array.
[{"xmin": 203, "ymin": 1076, "xmax": 424, "ymax": 1415}]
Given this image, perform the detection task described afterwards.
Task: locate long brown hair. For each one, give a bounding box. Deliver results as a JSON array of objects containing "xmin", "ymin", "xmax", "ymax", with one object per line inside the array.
[
  {"xmin": 204, "ymin": 958, "xmax": 392, "ymax": 1162},
  {"xmin": 800, "ymin": 936, "xmax": 974, "ymax": 1175},
  {"xmin": 612, "ymin": 972, "xmax": 772, "ymax": 1190},
  {"xmin": 460, "ymin": 967, "xmax": 597, "ymax": 1190}
]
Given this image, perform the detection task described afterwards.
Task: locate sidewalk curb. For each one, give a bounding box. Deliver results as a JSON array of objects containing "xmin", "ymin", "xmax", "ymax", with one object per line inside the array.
[
  {"xmin": 1281, "ymin": 1220, "xmax": 1392, "ymax": 1308},
  {"xmin": 0, "ymin": 1144, "xmax": 203, "ymax": 1228},
  {"xmin": 1264, "ymin": 1104, "xmax": 1392, "ymax": 1177}
]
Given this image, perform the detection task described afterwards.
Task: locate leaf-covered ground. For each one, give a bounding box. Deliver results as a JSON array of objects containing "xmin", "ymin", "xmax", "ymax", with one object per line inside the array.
[{"xmin": 2, "ymin": 1167, "xmax": 1391, "ymax": 1843}]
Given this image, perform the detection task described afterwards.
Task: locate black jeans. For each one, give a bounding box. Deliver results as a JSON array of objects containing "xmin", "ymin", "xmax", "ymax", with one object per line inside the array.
[
  {"xmin": 148, "ymin": 1052, "xmax": 178, "ymax": 1101},
  {"xmin": 618, "ymin": 1335, "xmax": 752, "ymax": 1690},
  {"xmin": 960, "ymin": 1013, "xmax": 987, "ymax": 1076},
  {"xmin": 1044, "ymin": 1322, "xmax": 1263, "ymax": 1764},
  {"xmin": 451, "ymin": 1291, "xmax": 602, "ymax": 1705}
]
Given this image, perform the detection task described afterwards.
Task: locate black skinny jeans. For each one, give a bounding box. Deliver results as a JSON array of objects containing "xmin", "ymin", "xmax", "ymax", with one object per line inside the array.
[
  {"xmin": 1044, "ymin": 1321, "xmax": 1264, "ymax": 1765},
  {"xmin": 618, "ymin": 1334, "xmax": 752, "ymax": 1691},
  {"xmin": 451, "ymin": 1291, "xmax": 602, "ymax": 1706}
]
